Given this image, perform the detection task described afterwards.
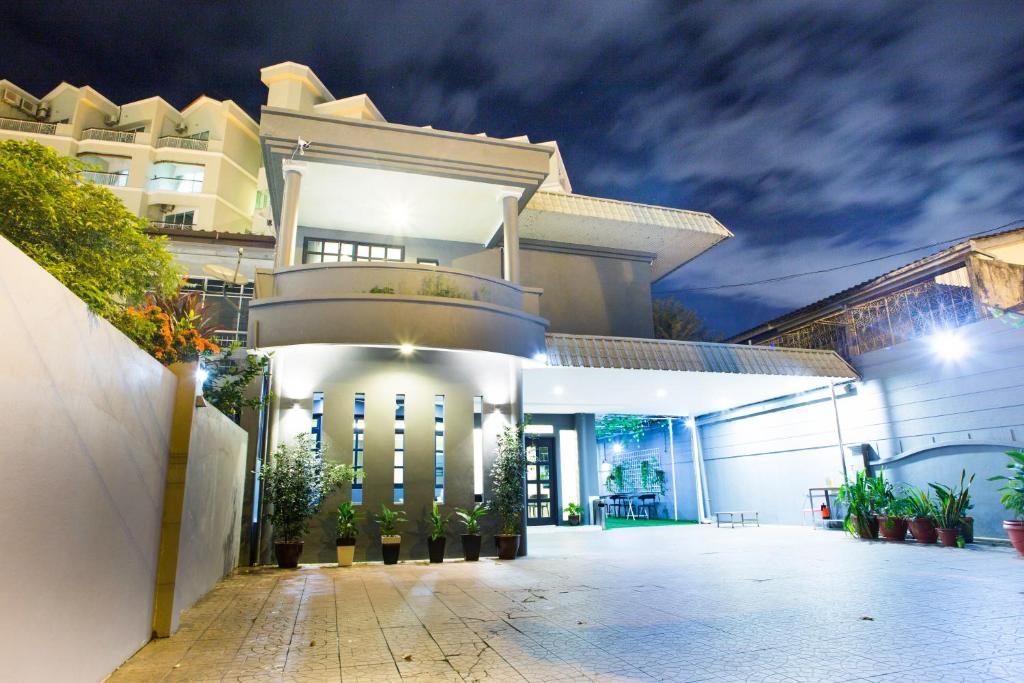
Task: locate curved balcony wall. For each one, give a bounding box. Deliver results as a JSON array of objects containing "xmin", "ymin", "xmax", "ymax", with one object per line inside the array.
[{"xmin": 249, "ymin": 262, "xmax": 548, "ymax": 358}]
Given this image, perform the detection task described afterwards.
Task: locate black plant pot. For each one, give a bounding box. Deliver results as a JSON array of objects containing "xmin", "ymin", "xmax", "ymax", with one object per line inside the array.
[
  {"xmin": 428, "ymin": 536, "xmax": 446, "ymax": 563},
  {"xmin": 496, "ymin": 534, "xmax": 520, "ymax": 560},
  {"xmin": 568, "ymin": 514, "xmax": 581, "ymax": 526},
  {"xmin": 381, "ymin": 536, "xmax": 401, "ymax": 565},
  {"xmin": 461, "ymin": 534, "xmax": 482, "ymax": 561},
  {"xmin": 274, "ymin": 541, "xmax": 303, "ymax": 569}
]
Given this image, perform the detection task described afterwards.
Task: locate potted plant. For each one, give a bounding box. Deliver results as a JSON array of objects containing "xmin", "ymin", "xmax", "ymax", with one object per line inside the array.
[
  {"xmin": 605, "ymin": 464, "xmax": 624, "ymax": 493},
  {"xmin": 565, "ymin": 502, "xmax": 583, "ymax": 526},
  {"xmin": 454, "ymin": 502, "xmax": 489, "ymax": 561},
  {"xmin": 930, "ymin": 470, "xmax": 975, "ymax": 547},
  {"xmin": 838, "ymin": 470, "xmax": 880, "ymax": 539},
  {"xmin": 492, "ymin": 423, "xmax": 526, "ymax": 560},
  {"xmin": 988, "ymin": 449, "xmax": 1024, "ymax": 557},
  {"xmin": 375, "ymin": 504, "xmax": 407, "ymax": 564},
  {"xmin": 877, "ymin": 495, "xmax": 911, "ymax": 542},
  {"xmin": 259, "ymin": 434, "xmax": 355, "ymax": 568},
  {"xmin": 335, "ymin": 502, "xmax": 359, "ymax": 567},
  {"xmin": 903, "ymin": 485, "xmax": 938, "ymax": 544},
  {"xmin": 427, "ymin": 501, "xmax": 450, "ymax": 563}
]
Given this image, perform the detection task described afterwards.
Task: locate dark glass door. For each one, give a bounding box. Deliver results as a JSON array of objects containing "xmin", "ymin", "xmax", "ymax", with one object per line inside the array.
[{"xmin": 526, "ymin": 436, "xmax": 557, "ymax": 526}]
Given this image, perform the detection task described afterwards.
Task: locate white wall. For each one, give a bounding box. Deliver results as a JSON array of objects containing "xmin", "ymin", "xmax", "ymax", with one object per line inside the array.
[
  {"xmin": 0, "ymin": 237, "xmax": 177, "ymax": 682},
  {"xmin": 698, "ymin": 318, "xmax": 1024, "ymax": 538}
]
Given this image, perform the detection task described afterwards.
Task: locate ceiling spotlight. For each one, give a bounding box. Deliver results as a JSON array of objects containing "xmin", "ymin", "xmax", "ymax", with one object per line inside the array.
[
  {"xmin": 553, "ymin": 385, "xmax": 564, "ymax": 395},
  {"xmin": 399, "ymin": 343, "xmax": 415, "ymax": 356},
  {"xmin": 928, "ymin": 330, "xmax": 968, "ymax": 361},
  {"xmin": 612, "ymin": 443, "xmax": 623, "ymax": 454},
  {"xmin": 656, "ymin": 389, "xmax": 667, "ymax": 398}
]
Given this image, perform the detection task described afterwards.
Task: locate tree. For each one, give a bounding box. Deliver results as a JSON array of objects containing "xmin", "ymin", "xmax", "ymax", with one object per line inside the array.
[
  {"xmin": 0, "ymin": 140, "xmax": 180, "ymax": 318},
  {"xmin": 652, "ymin": 298, "xmax": 714, "ymax": 341}
]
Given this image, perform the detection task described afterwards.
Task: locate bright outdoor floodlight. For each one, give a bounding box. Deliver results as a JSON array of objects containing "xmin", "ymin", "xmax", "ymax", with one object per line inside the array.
[
  {"xmin": 533, "ymin": 352, "xmax": 548, "ymax": 364},
  {"xmin": 195, "ymin": 366, "xmax": 209, "ymax": 384},
  {"xmin": 399, "ymin": 343, "xmax": 415, "ymax": 355},
  {"xmin": 928, "ymin": 330, "xmax": 968, "ymax": 361}
]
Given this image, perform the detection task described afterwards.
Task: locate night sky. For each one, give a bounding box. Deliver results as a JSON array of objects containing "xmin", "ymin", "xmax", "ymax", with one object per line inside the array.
[{"xmin": 5, "ymin": 1, "xmax": 1024, "ymax": 336}]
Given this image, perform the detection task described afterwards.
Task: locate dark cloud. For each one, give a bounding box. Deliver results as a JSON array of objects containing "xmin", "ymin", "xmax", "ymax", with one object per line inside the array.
[{"xmin": 3, "ymin": 1, "xmax": 1023, "ymax": 335}]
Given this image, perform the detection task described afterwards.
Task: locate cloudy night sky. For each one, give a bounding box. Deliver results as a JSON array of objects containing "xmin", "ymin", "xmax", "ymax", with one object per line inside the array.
[{"xmin": 5, "ymin": 1, "xmax": 1024, "ymax": 337}]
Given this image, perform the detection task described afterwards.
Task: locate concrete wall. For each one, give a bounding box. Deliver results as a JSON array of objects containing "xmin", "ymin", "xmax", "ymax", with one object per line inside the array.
[
  {"xmin": 697, "ymin": 318, "xmax": 1024, "ymax": 538},
  {"xmin": 0, "ymin": 237, "xmax": 176, "ymax": 682}
]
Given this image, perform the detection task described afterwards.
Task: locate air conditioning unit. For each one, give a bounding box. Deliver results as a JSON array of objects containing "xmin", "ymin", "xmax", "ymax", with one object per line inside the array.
[
  {"xmin": 3, "ymin": 89, "xmax": 21, "ymax": 107},
  {"xmin": 19, "ymin": 100, "xmax": 37, "ymax": 116},
  {"xmin": 35, "ymin": 102, "xmax": 50, "ymax": 119},
  {"xmin": 157, "ymin": 204, "xmax": 176, "ymax": 214}
]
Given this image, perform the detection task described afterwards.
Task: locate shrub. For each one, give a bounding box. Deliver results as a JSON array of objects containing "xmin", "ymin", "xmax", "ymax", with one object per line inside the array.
[{"xmin": 491, "ymin": 423, "xmax": 526, "ymax": 535}]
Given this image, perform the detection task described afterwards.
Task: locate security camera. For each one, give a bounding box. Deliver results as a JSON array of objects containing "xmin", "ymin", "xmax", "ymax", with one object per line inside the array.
[{"xmin": 297, "ymin": 138, "xmax": 311, "ymax": 152}]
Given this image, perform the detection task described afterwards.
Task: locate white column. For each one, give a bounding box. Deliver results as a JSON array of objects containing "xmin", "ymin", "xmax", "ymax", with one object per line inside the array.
[
  {"xmin": 500, "ymin": 190, "xmax": 523, "ymax": 283},
  {"xmin": 667, "ymin": 417, "xmax": 679, "ymax": 520},
  {"xmin": 689, "ymin": 416, "xmax": 711, "ymax": 523},
  {"xmin": 275, "ymin": 161, "xmax": 306, "ymax": 269}
]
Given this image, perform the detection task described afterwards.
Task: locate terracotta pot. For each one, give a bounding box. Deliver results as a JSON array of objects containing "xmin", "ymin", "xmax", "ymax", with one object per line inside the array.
[
  {"xmin": 496, "ymin": 534, "xmax": 520, "ymax": 560},
  {"xmin": 908, "ymin": 517, "xmax": 938, "ymax": 544},
  {"xmin": 567, "ymin": 514, "xmax": 581, "ymax": 526},
  {"xmin": 851, "ymin": 515, "xmax": 878, "ymax": 539},
  {"xmin": 1004, "ymin": 520, "xmax": 1024, "ymax": 557},
  {"xmin": 461, "ymin": 534, "xmax": 482, "ymax": 561},
  {"xmin": 877, "ymin": 516, "xmax": 908, "ymax": 542},
  {"xmin": 274, "ymin": 541, "xmax": 303, "ymax": 568},
  {"xmin": 959, "ymin": 517, "xmax": 974, "ymax": 544},
  {"xmin": 381, "ymin": 535, "xmax": 401, "ymax": 565},
  {"xmin": 336, "ymin": 537, "xmax": 355, "ymax": 567},
  {"xmin": 936, "ymin": 528, "xmax": 961, "ymax": 547},
  {"xmin": 427, "ymin": 536, "xmax": 446, "ymax": 563}
]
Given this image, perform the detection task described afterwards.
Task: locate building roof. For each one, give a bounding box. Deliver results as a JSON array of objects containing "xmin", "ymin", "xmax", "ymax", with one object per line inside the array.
[
  {"xmin": 727, "ymin": 226, "xmax": 1024, "ymax": 344},
  {"xmin": 544, "ymin": 333, "xmax": 857, "ymax": 379}
]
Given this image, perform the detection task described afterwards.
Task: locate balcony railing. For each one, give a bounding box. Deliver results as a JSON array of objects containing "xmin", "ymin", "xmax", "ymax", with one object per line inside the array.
[
  {"xmin": 148, "ymin": 221, "xmax": 196, "ymax": 231},
  {"xmin": 80, "ymin": 170, "xmax": 128, "ymax": 187},
  {"xmin": 145, "ymin": 176, "xmax": 204, "ymax": 193},
  {"xmin": 0, "ymin": 116, "xmax": 57, "ymax": 135},
  {"xmin": 156, "ymin": 135, "xmax": 209, "ymax": 151},
  {"xmin": 81, "ymin": 128, "xmax": 137, "ymax": 144}
]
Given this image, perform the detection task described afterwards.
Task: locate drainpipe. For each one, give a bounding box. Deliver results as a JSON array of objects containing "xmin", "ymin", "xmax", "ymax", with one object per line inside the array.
[
  {"xmin": 666, "ymin": 417, "xmax": 679, "ymax": 520},
  {"xmin": 829, "ymin": 382, "xmax": 850, "ymax": 483}
]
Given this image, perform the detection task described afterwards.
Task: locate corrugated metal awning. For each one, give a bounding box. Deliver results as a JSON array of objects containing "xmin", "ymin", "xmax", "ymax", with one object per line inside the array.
[{"xmin": 544, "ymin": 333, "xmax": 857, "ymax": 379}]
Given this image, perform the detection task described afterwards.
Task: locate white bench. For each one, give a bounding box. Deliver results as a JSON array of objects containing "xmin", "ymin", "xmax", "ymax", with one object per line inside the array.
[{"xmin": 714, "ymin": 511, "xmax": 759, "ymax": 528}]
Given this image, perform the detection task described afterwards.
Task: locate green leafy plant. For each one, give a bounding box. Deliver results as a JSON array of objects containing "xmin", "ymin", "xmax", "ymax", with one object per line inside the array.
[
  {"xmin": 838, "ymin": 469, "xmax": 890, "ymax": 537},
  {"xmin": 427, "ymin": 501, "xmax": 450, "ymax": 541},
  {"xmin": 930, "ymin": 470, "xmax": 975, "ymax": 530},
  {"xmin": 455, "ymin": 502, "xmax": 489, "ymax": 534},
  {"xmin": 336, "ymin": 501, "xmax": 360, "ymax": 540},
  {"xmin": 596, "ymin": 415, "xmax": 651, "ymax": 443},
  {"xmin": 989, "ymin": 450, "xmax": 1024, "ymax": 519},
  {"xmin": 368, "ymin": 285, "xmax": 395, "ymax": 294},
  {"xmin": 419, "ymin": 273, "xmax": 466, "ymax": 299},
  {"xmin": 201, "ymin": 343, "xmax": 273, "ymax": 417},
  {"xmin": 606, "ymin": 464, "xmax": 625, "ymax": 493},
  {"xmin": 491, "ymin": 422, "xmax": 526, "ymax": 535},
  {"xmin": 903, "ymin": 485, "xmax": 937, "ymax": 522},
  {"xmin": 653, "ymin": 468, "xmax": 667, "ymax": 495},
  {"xmin": 640, "ymin": 460, "xmax": 652, "ymax": 490},
  {"xmin": 0, "ymin": 140, "xmax": 180, "ymax": 320},
  {"xmin": 260, "ymin": 434, "xmax": 356, "ymax": 542},
  {"xmin": 564, "ymin": 502, "xmax": 583, "ymax": 516},
  {"xmin": 375, "ymin": 504, "xmax": 407, "ymax": 536}
]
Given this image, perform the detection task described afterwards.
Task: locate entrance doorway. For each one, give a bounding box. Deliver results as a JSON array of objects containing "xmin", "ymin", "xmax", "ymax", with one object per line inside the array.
[{"xmin": 526, "ymin": 435, "xmax": 558, "ymax": 525}]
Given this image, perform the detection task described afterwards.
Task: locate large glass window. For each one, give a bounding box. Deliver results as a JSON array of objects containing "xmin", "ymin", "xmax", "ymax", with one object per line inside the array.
[
  {"xmin": 146, "ymin": 161, "xmax": 205, "ymax": 193},
  {"xmin": 394, "ymin": 395, "xmax": 405, "ymax": 504},
  {"xmin": 352, "ymin": 394, "xmax": 365, "ymax": 505},
  {"xmin": 77, "ymin": 153, "xmax": 129, "ymax": 187},
  {"xmin": 473, "ymin": 396, "xmax": 484, "ymax": 501},
  {"xmin": 434, "ymin": 395, "xmax": 445, "ymax": 503},
  {"xmin": 303, "ymin": 238, "xmax": 404, "ymax": 264}
]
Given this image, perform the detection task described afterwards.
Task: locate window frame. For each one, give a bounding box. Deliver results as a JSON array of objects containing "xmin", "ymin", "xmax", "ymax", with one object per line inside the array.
[{"xmin": 302, "ymin": 237, "xmax": 405, "ymax": 265}]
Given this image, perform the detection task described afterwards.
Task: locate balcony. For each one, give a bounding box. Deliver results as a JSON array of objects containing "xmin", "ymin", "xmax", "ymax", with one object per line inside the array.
[
  {"xmin": 80, "ymin": 170, "xmax": 128, "ymax": 187},
  {"xmin": 248, "ymin": 262, "xmax": 548, "ymax": 358},
  {"xmin": 148, "ymin": 221, "xmax": 196, "ymax": 231},
  {"xmin": 0, "ymin": 116, "xmax": 56, "ymax": 135},
  {"xmin": 145, "ymin": 176, "xmax": 204, "ymax": 193},
  {"xmin": 156, "ymin": 135, "xmax": 209, "ymax": 151},
  {"xmin": 81, "ymin": 128, "xmax": 137, "ymax": 144}
]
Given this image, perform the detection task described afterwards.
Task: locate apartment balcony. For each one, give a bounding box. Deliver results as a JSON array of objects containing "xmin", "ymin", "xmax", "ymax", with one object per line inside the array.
[
  {"xmin": 156, "ymin": 135, "xmax": 209, "ymax": 151},
  {"xmin": 80, "ymin": 170, "xmax": 128, "ymax": 187},
  {"xmin": 0, "ymin": 116, "xmax": 57, "ymax": 135},
  {"xmin": 248, "ymin": 262, "xmax": 548, "ymax": 358},
  {"xmin": 148, "ymin": 220, "xmax": 196, "ymax": 231},
  {"xmin": 80, "ymin": 128, "xmax": 137, "ymax": 144}
]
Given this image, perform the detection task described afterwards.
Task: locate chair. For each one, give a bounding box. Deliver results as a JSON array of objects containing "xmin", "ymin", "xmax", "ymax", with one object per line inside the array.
[
  {"xmin": 609, "ymin": 494, "xmax": 627, "ymax": 518},
  {"xmin": 638, "ymin": 493, "xmax": 657, "ymax": 519}
]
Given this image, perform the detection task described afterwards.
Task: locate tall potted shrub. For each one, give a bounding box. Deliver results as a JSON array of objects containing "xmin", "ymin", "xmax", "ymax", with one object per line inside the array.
[
  {"xmin": 375, "ymin": 504, "xmax": 406, "ymax": 565},
  {"xmin": 492, "ymin": 423, "xmax": 526, "ymax": 560},
  {"xmin": 335, "ymin": 502, "xmax": 359, "ymax": 567},
  {"xmin": 455, "ymin": 502, "xmax": 489, "ymax": 561},
  {"xmin": 931, "ymin": 470, "xmax": 975, "ymax": 547},
  {"xmin": 904, "ymin": 485, "xmax": 938, "ymax": 544},
  {"xmin": 988, "ymin": 450, "xmax": 1024, "ymax": 557},
  {"xmin": 260, "ymin": 434, "xmax": 355, "ymax": 568},
  {"xmin": 838, "ymin": 470, "xmax": 884, "ymax": 539},
  {"xmin": 427, "ymin": 501, "xmax": 450, "ymax": 563}
]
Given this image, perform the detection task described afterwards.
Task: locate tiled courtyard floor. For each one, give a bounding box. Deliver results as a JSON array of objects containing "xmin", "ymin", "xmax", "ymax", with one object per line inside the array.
[{"xmin": 108, "ymin": 525, "xmax": 1024, "ymax": 682}]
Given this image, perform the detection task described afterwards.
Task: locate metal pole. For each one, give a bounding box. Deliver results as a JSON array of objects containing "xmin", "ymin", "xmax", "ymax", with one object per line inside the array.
[
  {"xmin": 667, "ymin": 417, "xmax": 679, "ymax": 520},
  {"xmin": 689, "ymin": 417, "xmax": 710, "ymax": 523},
  {"xmin": 829, "ymin": 382, "xmax": 850, "ymax": 483}
]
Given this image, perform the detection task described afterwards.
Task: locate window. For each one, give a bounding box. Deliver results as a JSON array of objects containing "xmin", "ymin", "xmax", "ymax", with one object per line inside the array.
[
  {"xmin": 146, "ymin": 161, "xmax": 205, "ymax": 193},
  {"xmin": 473, "ymin": 396, "xmax": 484, "ymax": 501},
  {"xmin": 434, "ymin": 395, "xmax": 445, "ymax": 503},
  {"xmin": 181, "ymin": 277, "xmax": 253, "ymax": 345},
  {"xmin": 254, "ymin": 190, "xmax": 269, "ymax": 210},
  {"xmin": 162, "ymin": 210, "xmax": 195, "ymax": 227},
  {"xmin": 352, "ymin": 394, "xmax": 365, "ymax": 505},
  {"xmin": 311, "ymin": 392, "xmax": 324, "ymax": 451},
  {"xmin": 303, "ymin": 238, "xmax": 404, "ymax": 264},
  {"xmin": 394, "ymin": 394, "xmax": 405, "ymax": 504},
  {"xmin": 417, "ymin": 258, "xmax": 440, "ymax": 266}
]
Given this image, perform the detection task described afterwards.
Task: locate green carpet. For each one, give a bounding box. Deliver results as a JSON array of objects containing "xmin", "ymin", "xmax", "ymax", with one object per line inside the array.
[{"xmin": 604, "ymin": 517, "xmax": 699, "ymax": 529}]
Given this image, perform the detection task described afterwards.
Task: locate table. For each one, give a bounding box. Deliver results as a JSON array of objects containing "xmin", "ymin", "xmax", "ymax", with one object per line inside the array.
[
  {"xmin": 807, "ymin": 487, "xmax": 840, "ymax": 529},
  {"xmin": 714, "ymin": 511, "xmax": 759, "ymax": 528}
]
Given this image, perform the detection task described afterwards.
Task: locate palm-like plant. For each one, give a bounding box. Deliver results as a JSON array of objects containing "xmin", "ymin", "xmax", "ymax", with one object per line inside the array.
[
  {"xmin": 930, "ymin": 470, "xmax": 975, "ymax": 529},
  {"xmin": 375, "ymin": 504, "xmax": 407, "ymax": 536},
  {"xmin": 455, "ymin": 502, "xmax": 489, "ymax": 535},
  {"xmin": 428, "ymin": 501, "xmax": 450, "ymax": 541},
  {"xmin": 903, "ymin": 485, "xmax": 937, "ymax": 521},
  {"xmin": 988, "ymin": 450, "xmax": 1024, "ymax": 519},
  {"xmin": 838, "ymin": 469, "xmax": 891, "ymax": 538},
  {"xmin": 336, "ymin": 501, "xmax": 360, "ymax": 540}
]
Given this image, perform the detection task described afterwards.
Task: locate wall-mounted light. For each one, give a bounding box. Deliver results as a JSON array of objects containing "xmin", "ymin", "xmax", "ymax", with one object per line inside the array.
[
  {"xmin": 928, "ymin": 330, "xmax": 968, "ymax": 361},
  {"xmin": 399, "ymin": 343, "xmax": 415, "ymax": 356},
  {"xmin": 195, "ymin": 366, "xmax": 209, "ymax": 384},
  {"xmin": 553, "ymin": 385, "xmax": 564, "ymax": 395},
  {"xmin": 533, "ymin": 352, "xmax": 548, "ymax": 364}
]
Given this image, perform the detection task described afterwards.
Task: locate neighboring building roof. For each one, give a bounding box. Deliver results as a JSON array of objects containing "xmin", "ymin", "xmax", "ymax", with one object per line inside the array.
[
  {"xmin": 727, "ymin": 226, "xmax": 1024, "ymax": 344},
  {"xmin": 544, "ymin": 333, "xmax": 857, "ymax": 379},
  {"xmin": 521, "ymin": 192, "xmax": 733, "ymax": 281}
]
